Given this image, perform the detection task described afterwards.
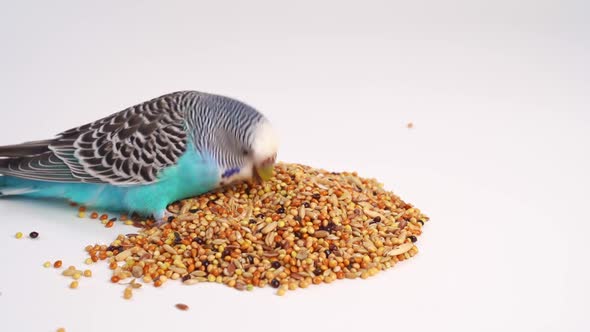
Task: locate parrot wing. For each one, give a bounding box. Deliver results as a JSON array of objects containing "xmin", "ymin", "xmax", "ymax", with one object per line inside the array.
[{"xmin": 0, "ymin": 92, "xmax": 189, "ymax": 185}]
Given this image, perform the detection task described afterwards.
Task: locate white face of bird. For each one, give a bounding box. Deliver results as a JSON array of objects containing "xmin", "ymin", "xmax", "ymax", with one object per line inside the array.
[
  {"xmin": 217, "ymin": 119, "xmax": 279, "ymax": 186},
  {"xmin": 250, "ymin": 120, "xmax": 279, "ymax": 181}
]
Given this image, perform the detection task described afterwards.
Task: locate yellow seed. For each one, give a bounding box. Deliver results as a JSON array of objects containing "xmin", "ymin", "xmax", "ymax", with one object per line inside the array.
[
  {"xmin": 43, "ymin": 261, "xmax": 51, "ymax": 268},
  {"xmin": 85, "ymin": 258, "xmax": 93, "ymax": 265},
  {"xmin": 15, "ymin": 232, "xmax": 23, "ymax": 239},
  {"xmin": 83, "ymin": 270, "xmax": 92, "ymax": 277},
  {"xmin": 57, "ymin": 328, "xmax": 66, "ymax": 332},
  {"xmin": 69, "ymin": 281, "xmax": 79, "ymax": 289},
  {"xmin": 124, "ymin": 287, "xmax": 132, "ymax": 299},
  {"xmin": 277, "ymin": 288, "xmax": 286, "ymax": 296},
  {"xmin": 73, "ymin": 273, "xmax": 81, "ymax": 280},
  {"xmin": 78, "ymin": 211, "xmax": 85, "ymax": 218}
]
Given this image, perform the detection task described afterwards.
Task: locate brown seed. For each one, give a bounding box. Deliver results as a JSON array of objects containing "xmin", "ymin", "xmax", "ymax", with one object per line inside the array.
[
  {"xmin": 175, "ymin": 303, "xmax": 189, "ymax": 311},
  {"xmin": 54, "ymin": 260, "xmax": 63, "ymax": 268},
  {"xmin": 132, "ymin": 265, "xmax": 143, "ymax": 278}
]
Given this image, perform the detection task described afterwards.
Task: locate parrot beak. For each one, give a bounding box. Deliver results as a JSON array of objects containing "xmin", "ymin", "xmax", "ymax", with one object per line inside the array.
[{"xmin": 255, "ymin": 164, "xmax": 274, "ymax": 181}]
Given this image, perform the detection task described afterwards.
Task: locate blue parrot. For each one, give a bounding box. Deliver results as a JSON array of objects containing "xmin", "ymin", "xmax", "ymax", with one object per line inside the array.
[{"xmin": 0, "ymin": 91, "xmax": 279, "ymax": 222}]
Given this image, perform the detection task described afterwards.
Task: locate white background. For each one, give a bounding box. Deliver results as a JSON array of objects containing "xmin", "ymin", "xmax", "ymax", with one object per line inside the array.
[{"xmin": 0, "ymin": 1, "xmax": 589, "ymax": 331}]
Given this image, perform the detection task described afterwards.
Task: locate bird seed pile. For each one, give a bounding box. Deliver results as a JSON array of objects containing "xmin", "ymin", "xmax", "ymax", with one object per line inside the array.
[{"xmin": 86, "ymin": 163, "xmax": 429, "ymax": 295}]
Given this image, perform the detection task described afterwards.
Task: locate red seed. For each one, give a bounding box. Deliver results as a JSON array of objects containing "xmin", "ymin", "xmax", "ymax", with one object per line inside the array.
[
  {"xmin": 175, "ymin": 303, "xmax": 189, "ymax": 311},
  {"xmin": 54, "ymin": 260, "xmax": 63, "ymax": 268},
  {"xmin": 105, "ymin": 221, "xmax": 114, "ymax": 228}
]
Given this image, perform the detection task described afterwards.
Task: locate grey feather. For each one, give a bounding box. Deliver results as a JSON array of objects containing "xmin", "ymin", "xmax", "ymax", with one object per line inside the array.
[
  {"xmin": 0, "ymin": 90, "xmax": 267, "ymax": 185},
  {"xmin": 0, "ymin": 91, "xmax": 190, "ymax": 184}
]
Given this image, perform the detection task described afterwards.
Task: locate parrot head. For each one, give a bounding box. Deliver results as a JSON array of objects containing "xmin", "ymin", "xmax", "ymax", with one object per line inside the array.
[
  {"xmin": 192, "ymin": 93, "xmax": 279, "ymax": 187},
  {"xmin": 250, "ymin": 120, "xmax": 279, "ymax": 182}
]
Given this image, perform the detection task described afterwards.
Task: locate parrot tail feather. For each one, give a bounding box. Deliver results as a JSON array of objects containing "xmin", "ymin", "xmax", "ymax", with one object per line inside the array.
[
  {"xmin": 0, "ymin": 173, "xmax": 36, "ymax": 197},
  {"xmin": 0, "ymin": 185, "xmax": 36, "ymax": 196},
  {"xmin": 0, "ymin": 140, "xmax": 52, "ymax": 157}
]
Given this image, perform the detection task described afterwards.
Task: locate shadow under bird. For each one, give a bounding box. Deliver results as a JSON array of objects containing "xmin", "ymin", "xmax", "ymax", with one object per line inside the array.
[{"xmin": 0, "ymin": 91, "xmax": 279, "ymax": 223}]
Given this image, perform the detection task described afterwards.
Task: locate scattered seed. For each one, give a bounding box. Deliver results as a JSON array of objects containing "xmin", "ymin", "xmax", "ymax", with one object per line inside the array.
[
  {"xmin": 123, "ymin": 287, "xmax": 133, "ymax": 299},
  {"xmin": 176, "ymin": 303, "xmax": 189, "ymax": 311},
  {"xmin": 29, "ymin": 231, "xmax": 39, "ymax": 239},
  {"xmin": 43, "ymin": 261, "xmax": 51, "ymax": 268},
  {"xmin": 15, "ymin": 232, "xmax": 23, "ymax": 239},
  {"xmin": 54, "ymin": 260, "xmax": 62, "ymax": 268},
  {"xmin": 70, "ymin": 281, "xmax": 79, "ymax": 289}
]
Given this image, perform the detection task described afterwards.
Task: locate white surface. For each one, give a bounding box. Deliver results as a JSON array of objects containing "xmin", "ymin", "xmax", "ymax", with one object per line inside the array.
[{"xmin": 1, "ymin": 1, "xmax": 589, "ymax": 331}]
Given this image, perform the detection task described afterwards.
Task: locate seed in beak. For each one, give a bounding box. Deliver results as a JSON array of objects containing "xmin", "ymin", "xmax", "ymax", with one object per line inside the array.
[{"xmin": 255, "ymin": 165, "xmax": 274, "ymax": 181}]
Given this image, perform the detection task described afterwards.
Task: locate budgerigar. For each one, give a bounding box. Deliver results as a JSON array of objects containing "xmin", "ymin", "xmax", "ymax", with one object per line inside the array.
[{"xmin": 0, "ymin": 91, "xmax": 279, "ymax": 222}]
